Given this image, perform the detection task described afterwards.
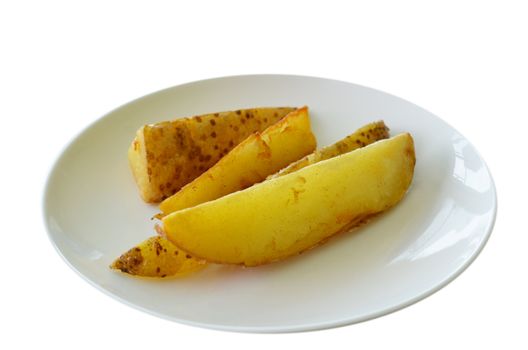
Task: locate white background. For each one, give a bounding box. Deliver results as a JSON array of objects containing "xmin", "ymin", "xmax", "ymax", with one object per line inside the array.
[{"xmin": 1, "ymin": 1, "xmax": 526, "ymax": 349}]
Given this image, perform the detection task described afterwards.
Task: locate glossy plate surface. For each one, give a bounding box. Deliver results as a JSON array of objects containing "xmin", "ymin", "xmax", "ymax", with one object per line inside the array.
[{"xmin": 43, "ymin": 75, "xmax": 496, "ymax": 332}]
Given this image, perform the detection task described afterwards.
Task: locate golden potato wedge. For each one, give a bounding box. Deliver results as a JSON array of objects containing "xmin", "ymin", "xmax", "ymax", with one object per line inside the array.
[
  {"xmin": 163, "ymin": 133, "xmax": 415, "ymax": 266},
  {"xmin": 159, "ymin": 107, "xmax": 316, "ymax": 216},
  {"xmin": 269, "ymin": 120, "xmax": 389, "ymax": 178},
  {"xmin": 129, "ymin": 107, "xmax": 295, "ymax": 203},
  {"xmin": 110, "ymin": 236, "xmax": 206, "ymax": 278}
]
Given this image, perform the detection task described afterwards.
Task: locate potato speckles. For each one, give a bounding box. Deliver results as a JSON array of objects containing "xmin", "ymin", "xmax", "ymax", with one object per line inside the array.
[
  {"xmin": 173, "ymin": 164, "xmax": 182, "ymax": 178},
  {"xmin": 154, "ymin": 242, "xmax": 163, "ymax": 256},
  {"xmin": 210, "ymin": 131, "xmax": 217, "ymax": 138},
  {"xmin": 209, "ymin": 119, "xmax": 216, "ymax": 126},
  {"xmin": 111, "ymin": 245, "xmax": 144, "ymax": 274},
  {"xmin": 188, "ymin": 145, "xmax": 202, "ymax": 160}
]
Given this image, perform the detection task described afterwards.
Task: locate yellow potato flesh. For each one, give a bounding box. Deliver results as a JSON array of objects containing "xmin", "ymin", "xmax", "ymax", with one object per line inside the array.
[
  {"xmin": 163, "ymin": 133, "xmax": 415, "ymax": 266},
  {"xmin": 159, "ymin": 107, "xmax": 316, "ymax": 215},
  {"xmin": 129, "ymin": 107, "xmax": 295, "ymax": 203}
]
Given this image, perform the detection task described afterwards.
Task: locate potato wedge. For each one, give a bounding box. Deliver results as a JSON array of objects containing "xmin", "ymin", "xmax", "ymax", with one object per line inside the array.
[
  {"xmin": 129, "ymin": 107, "xmax": 295, "ymax": 203},
  {"xmin": 163, "ymin": 133, "xmax": 415, "ymax": 266},
  {"xmin": 269, "ymin": 120, "xmax": 389, "ymax": 178},
  {"xmin": 159, "ymin": 107, "xmax": 316, "ymax": 215},
  {"xmin": 110, "ymin": 236, "xmax": 206, "ymax": 277}
]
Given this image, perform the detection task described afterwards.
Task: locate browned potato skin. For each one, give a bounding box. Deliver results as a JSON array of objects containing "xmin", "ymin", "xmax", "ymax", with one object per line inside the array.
[
  {"xmin": 110, "ymin": 236, "xmax": 206, "ymax": 278},
  {"xmin": 269, "ymin": 121, "xmax": 389, "ymax": 178},
  {"xmin": 129, "ymin": 107, "xmax": 295, "ymax": 203}
]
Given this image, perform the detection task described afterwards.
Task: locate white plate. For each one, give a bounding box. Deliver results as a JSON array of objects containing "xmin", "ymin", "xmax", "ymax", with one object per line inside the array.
[{"xmin": 43, "ymin": 75, "xmax": 496, "ymax": 333}]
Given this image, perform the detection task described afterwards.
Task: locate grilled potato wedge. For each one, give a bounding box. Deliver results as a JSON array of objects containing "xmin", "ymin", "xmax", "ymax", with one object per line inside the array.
[
  {"xmin": 110, "ymin": 236, "xmax": 206, "ymax": 278},
  {"xmin": 269, "ymin": 120, "xmax": 388, "ymax": 178},
  {"xmin": 163, "ymin": 133, "xmax": 415, "ymax": 266},
  {"xmin": 129, "ymin": 107, "xmax": 295, "ymax": 203}
]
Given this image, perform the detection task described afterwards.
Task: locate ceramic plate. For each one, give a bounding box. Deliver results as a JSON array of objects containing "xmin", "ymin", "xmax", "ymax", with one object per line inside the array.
[{"xmin": 43, "ymin": 75, "xmax": 496, "ymax": 332}]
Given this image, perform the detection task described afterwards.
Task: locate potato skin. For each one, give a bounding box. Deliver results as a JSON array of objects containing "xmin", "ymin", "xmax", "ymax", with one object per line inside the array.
[
  {"xmin": 163, "ymin": 133, "xmax": 415, "ymax": 267},
  {"xmin": 159, "ymin": 107, "xmax": 316, "ymax": 215},
  {"xmin": 129, "ymin": 107, "xmax": 295, "ymax": 203},
  {"xmin": 110, "ymin": 236, "xmax": 205, "ymax": 278}
]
